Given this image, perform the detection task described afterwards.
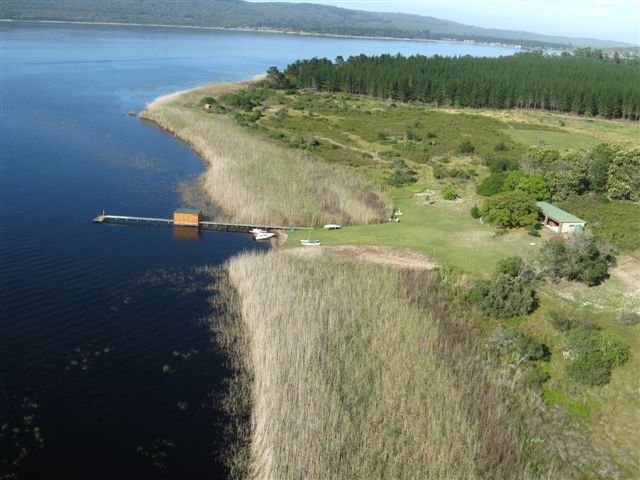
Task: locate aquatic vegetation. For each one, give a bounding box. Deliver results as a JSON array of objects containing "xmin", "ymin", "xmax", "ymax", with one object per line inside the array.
[
  {"xmin": 209, "ymin": 251, "xmax": 551, "ymax": 479},
  {"xmin": 136, "ymin": 438, "xmax": 176, "ymax": 469}
]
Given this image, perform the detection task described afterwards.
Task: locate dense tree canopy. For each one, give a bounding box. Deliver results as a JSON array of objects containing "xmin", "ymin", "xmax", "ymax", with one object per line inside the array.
[{"xmin": 281, "ymin": 53, "xmax": 640, "ymax": 120}]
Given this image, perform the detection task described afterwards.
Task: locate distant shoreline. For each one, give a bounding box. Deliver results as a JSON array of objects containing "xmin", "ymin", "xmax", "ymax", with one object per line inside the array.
[{"xmin": 0, "ymin": 19, "xmax": 525, "ymax": 51}]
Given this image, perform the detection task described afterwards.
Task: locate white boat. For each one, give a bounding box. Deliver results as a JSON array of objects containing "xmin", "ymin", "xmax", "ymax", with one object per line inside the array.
[
  {"xmin": 300, "ymin": 239, "xmax": 321, "ymax": 246},
  {"xmin": 323, "ymin": 224, "xmax": 341, "ymax": 230},
  {"xmin": 254, "ymin": 232, "xmax": 276, "ymax": 240},
  {"xmin": 394, "ymin": 210, "xmax": 403, "ymax": 216},
  {"xmin": 250, "ymin": 228, "xmax": 267, "ymax": 234}
]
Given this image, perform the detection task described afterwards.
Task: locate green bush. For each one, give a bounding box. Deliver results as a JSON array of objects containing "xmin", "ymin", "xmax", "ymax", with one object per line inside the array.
[
  {"xmin": 564, "ymin": 327, "xmax": 630, "ymax": 385},
  {"xmin": 521, "ymin": 365, "xmax": 550, "ymax": 390},
  {"xmin": 485, "ymin": 325, "xmax": 548, "ymax": 362},
  {"xmin": 539, "ymin": 234, "xmax": 613, "ymax": 286},
  {"xmin": 486, "ymin": 157, "xmax": 518, "ymax": 172},
  {"xmin": 441, "ymin": 187, "xmax": 458, "ymax": 201},
  {"xmin": 470, "ymin": 205, "xmax": 481, "ymax": 219},
  {"xmin": 548, "ymin": 311, "xmax": 576, "ymax": 332},
  {"xmin": 475, "ymin": 275, "xmax": 537, "ymax": 319},
  {"xmin": 457, "ymin": 140, "xmax": 475, "ymax": 154},
  {"xmin": 502, "ymin": 170, "xmax": 527, "ymax": 192},
  {"xmin": 476, "ymin": 173, "xmax": 506, "ymax": 196},
  {"xmin": 386, "ymin": 159, "xmax": 417, "ymax": 186},
  {"xmin": 481, "ymin": 190, "xmax": 539, "ymax": 229},
  {"xmin": 495, "ymin": 142, "xmax": 509, "ymax": 152}
]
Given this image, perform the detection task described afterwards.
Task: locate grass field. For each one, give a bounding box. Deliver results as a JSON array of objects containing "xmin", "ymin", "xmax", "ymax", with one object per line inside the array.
[
  {"xmin": 210, "ymin": 251, "xmax": 551, "ymax": 479},
  {"xmin": 499, "ymin": 128, "xmax": 601, "ymax": 150},
  {"xmin": 286, "ymin": 193, "xmax": 546, "ymax": 274}
]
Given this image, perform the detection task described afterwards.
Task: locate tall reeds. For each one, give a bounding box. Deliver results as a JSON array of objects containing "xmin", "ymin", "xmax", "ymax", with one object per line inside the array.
[
  {"xmin": 208, "ymin": 252, "xmax": 549, "ymax": 479},
  {"xmin": 142, "ymin": 84, "xmax": 391, "ymax": 226}
]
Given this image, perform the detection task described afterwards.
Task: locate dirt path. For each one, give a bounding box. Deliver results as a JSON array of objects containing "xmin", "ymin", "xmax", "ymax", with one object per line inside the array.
[{"xmin": 286, "ymin": 244, "xmax": 439, "ymax": 270}]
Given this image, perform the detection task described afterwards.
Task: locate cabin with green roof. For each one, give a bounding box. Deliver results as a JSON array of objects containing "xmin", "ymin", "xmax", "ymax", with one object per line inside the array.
[{"xmin": 537, "ymin": 202, "xmax": 586, "ymax": 234}]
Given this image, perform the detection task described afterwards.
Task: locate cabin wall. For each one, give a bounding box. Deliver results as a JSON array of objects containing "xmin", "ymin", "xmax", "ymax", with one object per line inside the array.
[{"xmin": 173, "ymin": 212, "xmax": 200, "ymax": 226}]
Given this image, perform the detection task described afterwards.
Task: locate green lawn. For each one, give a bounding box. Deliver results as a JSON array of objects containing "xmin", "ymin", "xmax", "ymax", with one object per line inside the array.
[
  {"xmin": 500, "ymin": 128, "xmax": 600, "ymax": 150},
  {"xmin": 285, "ymin": 194, "xmax": 546, "ymax": 275}
]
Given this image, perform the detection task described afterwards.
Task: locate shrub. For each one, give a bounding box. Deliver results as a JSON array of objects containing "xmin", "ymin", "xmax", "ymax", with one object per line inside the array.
[
  {"xmin": 502, "ymin": 170, "xmax": 527, "ymax": 192},
  {"xmin": 548, "ymin": 311, "xmax": 575, "ymax": 332},
  {"xmin": 475, "ymin": 275, "xmax": 537, "ymax": 319},
  {"xmin": 607, "ymin": 147, "xmax": 640, "ymax": 201},
  {"xmin": 442, "ymin": 187, "xmax": 458, "ymax": 201},
  {"xmin": 615, "ymin": 311, "xmax": 639, "ymax": 326},
  {"xmin": 567, "ymin": 354, "xmax": 612, "ymax": 386},
  {"xmin": 485, "ymin": 325, "xmax": 547, "ymax": 363},
  {"xmin": 458, "ymin": 140, "xmax": 475, "ymax": 154},
  {"xmin": 564, "ymin": 327, "xmax": 629, "ymax": 385},
  {"xmin": 527, "ymin": 224, "xmax": 541, "ymax": 236},
  {"xmin": 539, "ymin": 234, "xmax": 613, "ymax": 286},
  {"xmin": 476, "ymin": 173, "xmax": 506, "ymax": 196},
  {"xmin": 486, "ymin": 157, "xmax": 519, "ymax": 172},
  {"xmin": 386, "ymin": 159, "xmax": 417, "ymax": 186},
  {"xmin": 495, "ymin": 142, "xmax": 509, "ymax": 152},
  {"xmin": 480, "ymin": 191, "xmax": 539, "ymax": 229},
  {"xmin": 495, "ymin": 256, "xmax": 531, "ymax": 279},
  {"xmin": 291, "ymin": 135, "xmax": 320, "ymax": 149},
  {"xmin": 470, "ymin": 205, "xmax": 481, "ymax": 219},
  {"xmin": 521, "ymin": 366, "xmax": 550, "ymax": 390},
  {"xmin": 516, "ymin": 173, "xmax": 551, "ymax": 201}
]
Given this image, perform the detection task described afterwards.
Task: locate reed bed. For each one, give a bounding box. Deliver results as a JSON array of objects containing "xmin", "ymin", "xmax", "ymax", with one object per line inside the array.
[
  {"xmin": 142, "ymin": 84, "xmax": 390, "ymax": 226},
  {"xmin": 208, "ymin": 252, "xmax": 549, "ymax": 479}
]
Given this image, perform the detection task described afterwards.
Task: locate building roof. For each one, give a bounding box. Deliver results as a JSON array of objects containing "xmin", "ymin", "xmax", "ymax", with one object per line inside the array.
[
  {"xmin": 536, "ymin": 202, "xmax": 586, "ymax": 224},
  {"xmin": 174, "ymin": 208, "xmax": 202, "ymax": 214}
]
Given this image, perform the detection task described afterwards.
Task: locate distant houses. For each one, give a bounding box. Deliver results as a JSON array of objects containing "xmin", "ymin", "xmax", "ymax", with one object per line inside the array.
[{"xmin": 537, "ymin": 202, "xmax": 586, "ymax": 233}]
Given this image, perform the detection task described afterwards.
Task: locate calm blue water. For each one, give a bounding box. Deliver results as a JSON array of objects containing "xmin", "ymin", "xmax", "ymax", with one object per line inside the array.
[{"xmin": 0, "ymin": 22, "xmax": 518, "ymax": 479}]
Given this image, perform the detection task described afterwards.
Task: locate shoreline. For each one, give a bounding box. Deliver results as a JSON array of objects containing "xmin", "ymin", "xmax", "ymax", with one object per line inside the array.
[{"xmin": 0, "ymin": 19, "xmax": 525, "ymax": 50}]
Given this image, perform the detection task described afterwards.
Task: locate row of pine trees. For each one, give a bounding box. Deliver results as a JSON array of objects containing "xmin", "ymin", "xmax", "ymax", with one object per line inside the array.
[{"xmin": 281, "ymin": 53, "xmax": 640, "ymax": 120}]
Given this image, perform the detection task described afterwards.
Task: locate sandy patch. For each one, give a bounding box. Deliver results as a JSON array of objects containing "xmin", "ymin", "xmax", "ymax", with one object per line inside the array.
[{"xmin": 286, "ymin": 245, "xmax": 438, "ymax": 270}]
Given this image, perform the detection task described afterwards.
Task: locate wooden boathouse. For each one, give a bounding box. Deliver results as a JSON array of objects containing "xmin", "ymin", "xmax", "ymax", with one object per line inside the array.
[{"xmin": 173, "ymin": 208, "xmax": 201, "ymax": 227}]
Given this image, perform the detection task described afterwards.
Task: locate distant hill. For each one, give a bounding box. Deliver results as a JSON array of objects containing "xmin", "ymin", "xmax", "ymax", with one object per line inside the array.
[{"xmin": 1, "ymin": 0, "xmax": 632, "ymax": 49}]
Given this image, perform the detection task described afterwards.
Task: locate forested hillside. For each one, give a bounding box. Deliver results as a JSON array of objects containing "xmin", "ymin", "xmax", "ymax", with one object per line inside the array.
[
  {"xmin": 1, "ymin": 0, "xmax": 632, "ymax": 48},
  {"xmin": 280, "ymin": 53, "xmax": 640, "ymax": 120}
]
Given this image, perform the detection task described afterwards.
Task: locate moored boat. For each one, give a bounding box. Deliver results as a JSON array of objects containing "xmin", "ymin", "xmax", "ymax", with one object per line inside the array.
[{"xmin": 254, "ymin": 232, "xmax": 276, "ymax": 240}]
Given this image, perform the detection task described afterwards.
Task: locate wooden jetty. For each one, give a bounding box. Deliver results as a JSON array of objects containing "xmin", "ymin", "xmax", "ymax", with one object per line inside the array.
[{"xmin": 92, "ymin": 212, "xmax": 312, "ymax": 233}]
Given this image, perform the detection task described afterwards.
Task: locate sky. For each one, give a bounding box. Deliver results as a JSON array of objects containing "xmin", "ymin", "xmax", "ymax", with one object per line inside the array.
[{"xmin": 249, "ymin": 0, "xmax": 640, "ymax": 44}]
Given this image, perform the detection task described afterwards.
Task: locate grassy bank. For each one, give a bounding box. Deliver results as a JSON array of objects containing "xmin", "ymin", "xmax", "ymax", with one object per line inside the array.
[
  {"xmin": 209, "ymin": 251, "xmax": 551, "ymax": 479},
  {"xmin": 141, "ymin": 83, "xmax": 391, "ymax": 226}
]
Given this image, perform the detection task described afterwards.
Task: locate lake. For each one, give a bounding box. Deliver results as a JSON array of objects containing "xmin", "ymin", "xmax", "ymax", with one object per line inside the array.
[{"xmin": 0, "ymin": 21, "xmax": 518, "ymax": 479}]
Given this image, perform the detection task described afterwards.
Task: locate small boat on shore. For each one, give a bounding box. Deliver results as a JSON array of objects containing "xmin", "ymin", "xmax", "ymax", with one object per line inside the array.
[
  {"xmin": 323, "ymin": 224, "xmax": 341, "ymax": 230},
  {"xmin": 300, "ymin": 239, "xmax": 321, "ymax": 246},
  {"xmin": 254, "ymin": 232, "xmax": 276, "ymax": 240}
]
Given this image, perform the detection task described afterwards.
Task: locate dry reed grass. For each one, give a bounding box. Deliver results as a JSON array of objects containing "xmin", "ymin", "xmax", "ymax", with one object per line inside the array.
[
  {"xmin": 142, "ymin": 84, "xmax": 391, "ymax": 226},
  {"xmin": 208, "ymin": 252, "xmax": 551, "ymax": 479}
]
